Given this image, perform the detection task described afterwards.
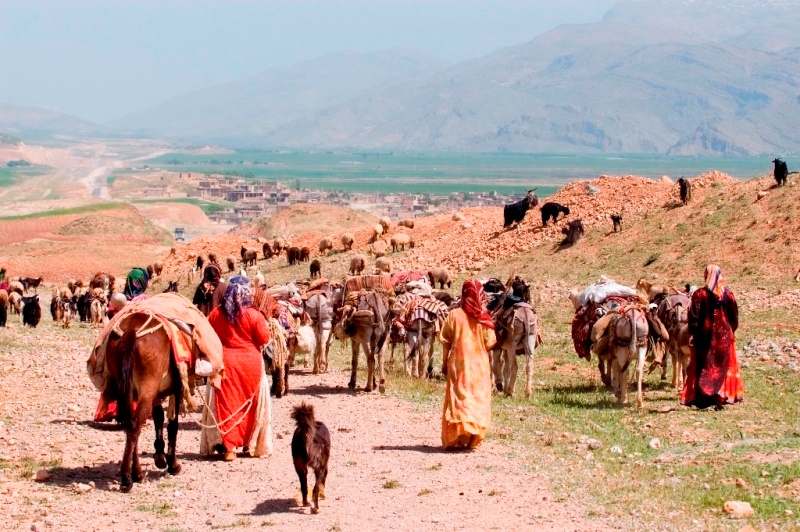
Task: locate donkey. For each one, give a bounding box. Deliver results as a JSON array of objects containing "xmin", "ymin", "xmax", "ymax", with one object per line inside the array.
[
  {"xmin": 104, "ymin": 314, "xmax": 185, "ymax": 492},
  {"xmin": 491, "ymin": 278, "xmax": 539, "ymax": 397},
  {"xmin": 657, "ymin": 293, "xmax": 691, "ymax": 389},
  {"xmin": 610, "ymin": 306, "xmax": 649, "ymax": 408}
]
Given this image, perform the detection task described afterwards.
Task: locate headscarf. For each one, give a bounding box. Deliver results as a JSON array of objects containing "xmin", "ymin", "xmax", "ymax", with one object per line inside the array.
[
  {"xmin": 222, "ymin": 275, "xmax": 252, "ymax": 323},
  {"xmin": 203, "ymin": 263, "xmax": 222, "ymax": 285},
  {"xmin": 252, "ymin": 287, "xmax": 278, "ymax": 320},
  {"xmin": 704, "ymin": 264, "xmax": 725, "ymax": 299},
  {"xmin": 460, "ymin": 279, "xmax": 495, "ymax": 329},
  {"xmin": 123, "ymin": 267, "xmax": 150, "ymax": 299}
]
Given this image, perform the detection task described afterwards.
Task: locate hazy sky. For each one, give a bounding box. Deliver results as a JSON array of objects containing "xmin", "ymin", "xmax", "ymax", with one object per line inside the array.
[{"xmin": 0, "ymin": 0, "xmax": 620, "ymax": 123}]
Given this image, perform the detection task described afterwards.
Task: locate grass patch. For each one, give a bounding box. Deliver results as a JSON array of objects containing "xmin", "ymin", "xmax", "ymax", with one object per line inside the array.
[
  {"xmin": 135, "ymin": 502, "xmax": 177, "ymax": 518},
  {"xmin": 382, "ymin": 480, "xmax": 400, "ymax": 489},
  {"xmin": 17, "ymin": 455, "xmax": 62, "ymax": 479},
  {"xmin": 425, "ymin": 463, "xmax": 442, "ymax": 471},
  {"xmin": 131, "ymin": 197, "xmax": 227, "ymax": 214},
  {"xmin": 0, "ymin": 202, "xmax": 124, "ymax": 220},
  {"xmin": 418, "ymin": 488, "xmax": 433, "ymax": 496},
  {"xmin": 210, "ymin": 518, "xmax": 252, "ymax": 529}
]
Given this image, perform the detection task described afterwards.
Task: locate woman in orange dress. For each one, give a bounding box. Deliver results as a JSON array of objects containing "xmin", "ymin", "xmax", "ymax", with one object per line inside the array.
[
  {"xmin": 201, "ymin": 276, "xmax": 273, "ymax": 460},
  {"xmin": 681, "ymin": 265, "xmax": 744, "ymax": 410},
  {"xmin": 439, "ymin": 279, "xmax": 497, "ymax": 450}
]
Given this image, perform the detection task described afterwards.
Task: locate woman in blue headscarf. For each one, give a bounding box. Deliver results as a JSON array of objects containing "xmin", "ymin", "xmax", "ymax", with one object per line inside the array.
[{"xmin": 202, "ymin": 276, "xmax": 273, "ymax": 460}]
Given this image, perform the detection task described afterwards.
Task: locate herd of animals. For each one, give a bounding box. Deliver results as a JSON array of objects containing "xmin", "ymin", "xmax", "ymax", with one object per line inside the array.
[{"xmin": 0, "ymin": 160, "xmax": 795, "ymax": 506}]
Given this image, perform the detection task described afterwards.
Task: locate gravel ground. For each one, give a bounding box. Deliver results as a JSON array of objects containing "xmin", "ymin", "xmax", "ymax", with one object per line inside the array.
[{"xmin": 0, "ymin": 321, "xmax": 607, "ymax": 531}]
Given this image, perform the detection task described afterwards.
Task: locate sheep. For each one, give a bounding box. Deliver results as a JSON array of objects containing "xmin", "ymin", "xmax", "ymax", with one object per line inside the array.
[
  {"xmin": 299, "ymin": 247, "xmax": 311, "ymax": 262},
  {"xmin": 428, "ymin": 267, "xmax": 451, "ymax": 289},
  {"xmin": 226, "ymin": 256, "xmax": 236, "ymax": 272},
  {"xmin": 0, "ymin": 289, "xmax": 7, "ymax": 327},
  {"xmin": 310, "ymin": 259, "xmax": 321, "ymax": 279},
  {"xmin": 398, "ymin": 218, "xmax": 415, "ymax": 229},
  {"xmin": 375, "ymin": 257, "xmax": 393, "ymax": 274},
  {"xmin": 9, "ymin": 291, "xmax": 22, "ymax": 319},
  {"xmin": 341, "ymin": 233, "xmax": 354, "ymax": 251},
  {"xmin": 153, "ymin": 261, "xmax": 163, "ymax": 277},
  {"xmin": 254, "ymin": 271, "xmax": 266, "ymax": 289},
  {"xmin": 147, "ymin": 265, "xmax": 155, "ymax": 278},
  {"xmin": 349, "ymin": 255, "xmax": 367, "ymax": 276},
  {"xmin": 390, "ymin": 233, "xmax": 412, "ymax": 252},
  {"xmin": 273, "ymin": 238, "xmax": 286, "ymax": 255},
  {"xmin": 568, "ymin": 288, "xmax": 582, "ymax": 310},
  {"xmin": 371, "ymin": 224, "xmax": 384, "ymax": 243},
  {"xmin": 371, "ymin": 239, "xmax": 388, "ymax": 256},
  {"xmin": 379, "ymin": 216, "xmax": 391, "ymax": 232},
  {"xmin": 318, "ymin": 237, "xmax": 334, "ymax": 254}
]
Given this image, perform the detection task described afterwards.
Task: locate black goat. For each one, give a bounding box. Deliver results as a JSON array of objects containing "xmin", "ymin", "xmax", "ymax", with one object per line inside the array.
[
  {"xmin": 773, "ymin": 158, "xmax": 788, "ymax": 186},
  {"xmin": 310, "ymin": 259, "xmax": 321, "ymax": 279},
  {"xmin": 678, "ymin": 177, "xmax": 692, "ymax": 205},
  {"xmin": 22, "ymin": 295, "xmax": 41, "ymax": 327},
  {"xmin": 540, "ymin": 202, "xmax": 570, "ymax": 226},
  {"xmin": 503, "ymin": 190, "xmax": 538, "ymax": 228},
  {"xmin": 562, "ymin": 219, "xmax": 585, "ymax": 245},
  {"xmin": 611, "ymin": 214, "xmax": 623, "ymax": 232}
]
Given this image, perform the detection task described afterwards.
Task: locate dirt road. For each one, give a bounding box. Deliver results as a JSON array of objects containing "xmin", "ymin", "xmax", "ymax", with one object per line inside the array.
[{"xmin": 0, "ymin": 323, "xmax": 605, "ymax": 531}]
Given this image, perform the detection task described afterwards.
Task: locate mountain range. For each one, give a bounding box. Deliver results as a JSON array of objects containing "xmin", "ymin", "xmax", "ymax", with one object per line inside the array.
[{"xmin": 6, "ymin": 0, "xmax": 800, "ymax": 155}]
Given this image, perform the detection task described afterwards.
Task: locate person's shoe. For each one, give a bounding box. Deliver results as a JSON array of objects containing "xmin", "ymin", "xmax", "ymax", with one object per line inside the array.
[{"xmin": 224, "ymin": 451, "xmax": 236, "ymax": 461}]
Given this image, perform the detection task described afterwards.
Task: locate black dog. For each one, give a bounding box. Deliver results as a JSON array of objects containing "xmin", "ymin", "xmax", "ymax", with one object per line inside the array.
[
  {"xmin": 540, "ymin": 202, "xmax": 570, "ymax": 226},
  {"xmin": 291, "ymin": 402, "xmax": 330, "ymax": 514},
  {"xmin": 611, "ymin": 214, "xmax": 623, "ymax": 232}
]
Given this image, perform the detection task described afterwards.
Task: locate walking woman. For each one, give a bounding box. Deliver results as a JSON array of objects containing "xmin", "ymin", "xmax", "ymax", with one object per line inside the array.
[
  {"xmin": 201, "ymin": 276, "xmax": 273, "ymax": 459},
  {"xmin": 439, "ymin": 279, "xmax": 497, "ymax": 450},
  {"xmin": 681, "ymin": 265, "xmax": 744, "ymax": 409}
]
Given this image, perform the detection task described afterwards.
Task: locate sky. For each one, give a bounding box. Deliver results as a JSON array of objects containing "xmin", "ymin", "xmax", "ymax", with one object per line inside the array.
[{"xmin": 0, "ymin": 0, "xmax": 620, "ymax": 123}]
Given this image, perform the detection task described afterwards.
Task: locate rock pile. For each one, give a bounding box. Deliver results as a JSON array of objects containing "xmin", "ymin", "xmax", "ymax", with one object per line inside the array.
[{"xmin": 741, "ymin": 338, "xmax": 800, "ymax": 372}]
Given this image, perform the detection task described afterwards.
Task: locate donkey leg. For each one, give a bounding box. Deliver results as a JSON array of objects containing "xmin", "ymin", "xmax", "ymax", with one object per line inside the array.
[
  {"xmin": 130, "ymin": 396, "xmax": 153, "ymax": 485},
  {"xmin": 120, "ymin": 427, "xmax": 136, "ymax": 492},
  {"xmin": 504, "ymin": 348, "xmax": 517, "ymax": 397},
  {"xmin": 426, "ymin": 334, "xmax": 435, "ymax": 378},
  {"xmin": 321, "ymin": 328, "xmax": 331, "ymax": 373},
  {"xmin": 152, "ymin": 403, "xmax": 168, "ymax": 470},
  {"xmin": 524, "ymin": 333, "xmax": 536, "ymax": 398},
  {"xmin": 364, "ymin": 342, "xmax": 375, "ymax": 393},
  {"xmin": 637, "ymin": 346, "xmax": 647, "ymax": 409},
  {"xmin": 348, "ymin": 341, "xmax": 359, "ymax": 389},
  {"xmin": 377, "ymin": 335, "xmax": 388, "ymax": 394},
  {"xmin": 491, "ymin": 349, "xmax": 504, "ymax": 392},
  {"xmin": 166, "ymin": 416, "xmax": 181, "ymax": 475}
]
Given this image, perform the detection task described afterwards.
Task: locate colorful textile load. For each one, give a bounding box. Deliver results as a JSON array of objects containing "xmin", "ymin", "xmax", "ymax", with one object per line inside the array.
[{"xmin": 87, "ymin": 293, "xmax": 224, "ymax": 422}]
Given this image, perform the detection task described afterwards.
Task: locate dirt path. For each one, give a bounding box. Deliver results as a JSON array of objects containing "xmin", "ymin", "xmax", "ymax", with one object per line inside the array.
[{"xmin": 0, "ymin": 323, "xmax": 606, "ymax": 531}]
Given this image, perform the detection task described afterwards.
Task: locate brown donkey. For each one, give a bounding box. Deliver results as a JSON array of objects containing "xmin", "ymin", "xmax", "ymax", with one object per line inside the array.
[{"xmin": 104, "ymin": 313, "xmax": 184, "ymax": 492}]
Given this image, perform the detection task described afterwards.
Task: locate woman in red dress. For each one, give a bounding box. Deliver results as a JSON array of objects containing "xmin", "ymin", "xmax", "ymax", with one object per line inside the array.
[
  {"xmin": 681, "ymin": 265, "xmax": 744, "ymax": 409},
  {"xmin": 201, "ymin": 276, "xmax": 273, "ymax": 460}
]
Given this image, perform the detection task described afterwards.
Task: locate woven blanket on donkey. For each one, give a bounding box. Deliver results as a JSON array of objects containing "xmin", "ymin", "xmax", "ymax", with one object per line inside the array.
[
  {"xmin": 402, "ymin": 296, "xmax": 449, "ymax": 325},
  {"xmin": 87, "ymin": 293, "xmax": 224, "ymax": 392},
  {"xmin": 571, "ymin": 295, "xmax": 644, "ymax": 360},
  {"xmin": 345, "ymin": 274, "xmax": 393, "ymax": 294}
]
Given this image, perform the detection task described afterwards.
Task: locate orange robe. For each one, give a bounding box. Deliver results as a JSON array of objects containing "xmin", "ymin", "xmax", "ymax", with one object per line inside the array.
[
  {"xmin": 207, "ymin": 307, "xmax": 271, "ymax": 452},
  {"xmin": 439, "ymin": 308, "xmax": 496, "ymax": 449}
]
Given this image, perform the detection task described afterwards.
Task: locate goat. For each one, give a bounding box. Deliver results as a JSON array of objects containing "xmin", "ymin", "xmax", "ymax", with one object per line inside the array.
[
  {"xmin": 503, "ymin": 189, "xmax": 538, "ymax": 229},
  {"xmin": 774, "ymin": 158, "xmax": 788, "ymax": 186},
  {"xmin": 390, "ymin": 233, "xmax": 412, "ymax": 252},
  {"xmin": 318, "ymin": 238, "xmax": 333, "ymax": 255},
  {"xmin": 299, "ymin": 247, "xmax": 311, "ymax": 262},
  {"xmin": 540, "ymin": 202, "xmax": 570, "ymax": 226},
  {"xmin": 310, "ymin": 259, "xmax": 321, "ymax": 279},
  {"xmin": 428, "ymin": 267, "xmax": 451, "ymax": 289},
  {"xmin": 291, "ymin": 403, "xmax": 330, "ymax": 514},
  {"xmin": 678, "ymin": 177, "xmax": 692, "ymax": 205},
  {"xmin": 22, "ymin": 295, "xmax": 41, "ymax": 327},
  {"xmin": 263, "ymin": 242, "xmax": 274, "ymax": 260},
  {"xmin": 611, "ymin": 214, "xmax": 623, "ymax": 232},
  {"xmin": 287, "ymin": 246, "xmax": 301, "ymax": 266},
  {"xmin": 562, "ymin": 219, "xmax": 585, "ymax": 245},
  {"xmin": 19, "ymin": 276, "xmax": 44, "ymax": 293},
  {"xmin": 349, "ymin": 255, "xmax": 366, "ymax": 275},
  {"xmin": 340, "ymin": 233, "xmax": 354, "ymax": 251}
]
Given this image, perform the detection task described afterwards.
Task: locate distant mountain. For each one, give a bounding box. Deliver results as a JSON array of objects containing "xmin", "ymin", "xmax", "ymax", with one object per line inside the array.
[
  {"xmin": 111, "ymin": 0, "xmax": 800, "ymax": 155},
  {"xmin": 0, "ymin": 103, "xmax": 106, "ymax": 139},
  {"xmin": 109, "ymin": 47, "xmax": 451, "ymax": 140}
]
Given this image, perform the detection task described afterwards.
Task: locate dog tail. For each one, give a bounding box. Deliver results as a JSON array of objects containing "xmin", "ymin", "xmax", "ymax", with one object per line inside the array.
[{"xmin": 292, "ymin": 402, "xmax": 317, "ymax": 434}]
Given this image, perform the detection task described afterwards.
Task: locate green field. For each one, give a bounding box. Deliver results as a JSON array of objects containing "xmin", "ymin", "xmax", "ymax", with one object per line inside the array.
[
  {"xmin": 131, "ymin": 197, "xmax": 227, "ymax": 214},
  {"xmin": 145, "ymin": 151, "xmax": 780, "ymax": 195},
  {"xmin": 0, "ymin": 165, "xmax": 47, "ymax": 187}
]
